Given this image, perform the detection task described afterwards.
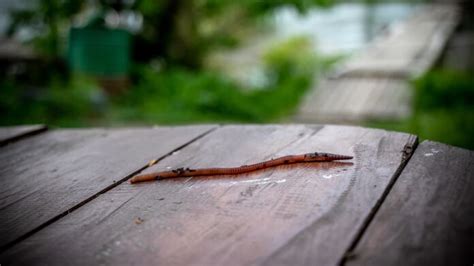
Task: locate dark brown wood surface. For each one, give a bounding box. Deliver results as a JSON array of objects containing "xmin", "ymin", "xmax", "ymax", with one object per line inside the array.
[
  {"xmin": 1, "ymin": 125, "xmax": 417, "ymax": 265},
  {"xmin": 262, "ymin": 128, "xmax": 417, "ymax": 266},
  {"xmin": 0, "ymin": 126, "xmax": 215, "ymax": 250},
  {"xmin": 346, "ymin": 141, "xmax": 474, "ymax": 266},
  {"xmin": 0, "ymin": 125, "xmax": 46, "ymax": 146}
]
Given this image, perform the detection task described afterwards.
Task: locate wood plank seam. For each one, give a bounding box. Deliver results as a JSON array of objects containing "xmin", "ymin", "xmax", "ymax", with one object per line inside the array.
[
  {"xmin": 339, "ymin": 135, "xmax": 419, "ymax": 265},
  {"xmin": 0, "ymin": 125, "xmax": 48, "ymax": 147},
  {"xmin": 345, "ymin": 141, "xmax": 474, "ymax": 265},
  {"xmin": 0, "ymin": 126, "xmax": 218, "ymax": 253},
  {"xmin": 0, "ymin": 125, "xmax": 419, "ymax": 265}
]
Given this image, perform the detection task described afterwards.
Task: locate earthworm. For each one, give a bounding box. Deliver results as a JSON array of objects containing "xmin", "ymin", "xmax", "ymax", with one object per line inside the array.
[{"xmin": 130, "ymin": 152, "xmax": 353, "ymax": 184}]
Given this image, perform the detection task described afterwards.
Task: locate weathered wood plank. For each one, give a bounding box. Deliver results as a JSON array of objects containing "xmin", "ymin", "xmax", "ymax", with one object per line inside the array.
[
  {"xmin": 346, "ymin": 141, "xmax": 474, "ymax": 266},
  {"xmin": 337, "ymin": 4, "xmax": 459, "ymax": 78},
  {"xmin": 0, "ymin": 125, "xmax": 47, "ymax": 146},
  {"xmin": 295, "ymin": 4, "xmax": 458, "ymax": 124},
  {"xmin": 0, "ymin": 126, "xmax": 215, "ymax": 250},
  {"xmin": 296, "ymin": 77, "xmax": 412, "ymax": 123},
  {"xmin": 1, "ymin": 125, "xmax": 417, "ymax": 266},
  {"xmin": 261, "ymin": 130, "xmax": 417, "ymax": 266}
]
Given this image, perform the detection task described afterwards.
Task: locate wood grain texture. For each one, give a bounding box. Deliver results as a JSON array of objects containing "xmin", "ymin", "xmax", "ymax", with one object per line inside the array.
[
  {"xmin": 0, "ymin": 125, "xmax": 47, "ymax": 146},
  {"xmin": 0, "ymin": 126, "xmax": 215, "ymax": 250},
  {"xmin": 296, "ymin": 77, "xmax": 412, "ymax": 123},
  {"xmin": 295, "ymin": 4, "xmax": 459, "ymax": 124},
  {"xmin": 337, "ymin": 4, "xmax": 459, "ymax": 78},
  {"xmin": 261, "ymin": 130, "xmax": 417, "ymax": 266},
  {"xmin": 346, "ymin": 141, "xmax": 474, "ymax": 266},
  {"xmin": 1, "ymin": 125, "xmax": 416, "ymax": 266}
]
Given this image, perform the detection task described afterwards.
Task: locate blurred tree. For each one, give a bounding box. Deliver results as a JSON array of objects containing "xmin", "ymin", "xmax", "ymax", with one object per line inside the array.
[
  {"xmin": 6, "ymin": 0, "xmax": 84, "ymax": 84},
  {"xmin": 132, "ymin": 0, "xmax": 335, "ymax": 67},
  {"xmin": 7, "ymin": 0, "xmax": 84, "ymax": 59},
  {"xmin": 7, "ymin": 0, "xmax": 335, "ymax": 69}
]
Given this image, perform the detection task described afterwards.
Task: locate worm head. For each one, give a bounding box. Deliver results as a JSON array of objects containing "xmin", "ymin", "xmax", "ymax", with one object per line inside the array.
[{"xmin": 305, "ymin": 152, "xmax": 353, "ymax": 162}]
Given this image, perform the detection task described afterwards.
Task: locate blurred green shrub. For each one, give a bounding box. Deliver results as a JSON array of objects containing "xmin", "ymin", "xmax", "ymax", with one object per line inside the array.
[
  {"xmin": 0, "ymin": 75, "xmax": 104, "ymax": 126},
  {"xmin": 369, "ymin": 69, "xmax": 474, "ymax": 150},
  {"xmin": 133, "ymin": 0, "xmax": 336, "ymax": 66},
  {"xmin": 110, "ymin": 37, "xmax": 341, "ymax": 124},
  {"xmin": 1, "ymin": 35, "xmax": 343, "ymax": 126},
  {"xmin": 112, "ymin": 65, "xmax": 312, "ymax": 123},
  {"xmin": 413, "ymin": 69, "xmax": 474, "ymax": 110},
  {"xmin": 264, "ymin": 36, "xmax": 317, "ymax": 80},
  {"xmin": 7, "ymin": 0, "xmax": 83, "ymax": 59},
  {"xmin": 412, "ymin": 69, "xmax": 474, "ymax": 149},
  {"xmin": 264, "ymin": 36, "xmax": 343, "ymax": 81},
  {"xmin": 7, "ymin": 0, "xmax": 335, "ymax": 68}
]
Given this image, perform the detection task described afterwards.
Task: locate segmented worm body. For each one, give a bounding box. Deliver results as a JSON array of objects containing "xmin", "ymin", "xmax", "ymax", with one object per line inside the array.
[{"xmin": 130, "ymin": 152, "xmax": 353, "ymax": 184}]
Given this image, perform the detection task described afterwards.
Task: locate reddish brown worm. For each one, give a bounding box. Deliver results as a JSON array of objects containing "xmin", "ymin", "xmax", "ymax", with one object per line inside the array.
[{"xmin": 130, "ymin": 152, "xmax": 353, "ymax": 184}]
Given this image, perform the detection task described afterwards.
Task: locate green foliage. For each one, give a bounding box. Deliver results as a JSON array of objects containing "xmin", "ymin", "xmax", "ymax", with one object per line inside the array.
[
  {"xmin": 263, "ymin": 36, "xmax": 343, "ymax": 82},
  {"xmin": 129, "ymin": 0, "xmax": 336, "ymax": 66},
  {"xmin": 264, "ymin": 36, "xmax": 317, "ymax": 80},
  {"xmin": 8, "ymin": 0, "xmax": 84, "ymax": 58},
  {"xmin": 1, "ymin": 36, "xmax": 342, "ymax": 126},
  {"xmin": 109, "ymin": 36, "xmax": 336, "ymax": 124},
  {"xmin": 3, "ymin": 0, "xmax": 342, "ymax": 127},
  {"xmin": 201, "ymin": 0, "xmax": 335, "ymax": 15},
  {"xmin": 368, "ymin": 69, "xmax": 474, "ymax": 150},
  {"xmin": 110, "ymin": 65, "xmax": 313, "ymax": 124},
  {"xmin": 413, "ymin": 69, "xmax": 474, "ymax": 110},
  {"xmin": 8, "ymin": 0, "xmax": 336, "ymax": 67},
  {"xmin": 0, "ymin": 76, "xmax": 103, "ymax": 127}
]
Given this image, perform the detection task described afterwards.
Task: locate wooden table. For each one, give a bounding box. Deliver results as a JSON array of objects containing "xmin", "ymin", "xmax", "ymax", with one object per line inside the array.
[{"xmin": 0, "ymin": 125, "xmax": 472, "ymax": 265}]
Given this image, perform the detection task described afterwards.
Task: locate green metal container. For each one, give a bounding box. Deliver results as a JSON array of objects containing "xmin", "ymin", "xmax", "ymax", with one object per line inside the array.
[{"xmin": 68, "ymin": 26, "xmax": 131, "ymax": 77}]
